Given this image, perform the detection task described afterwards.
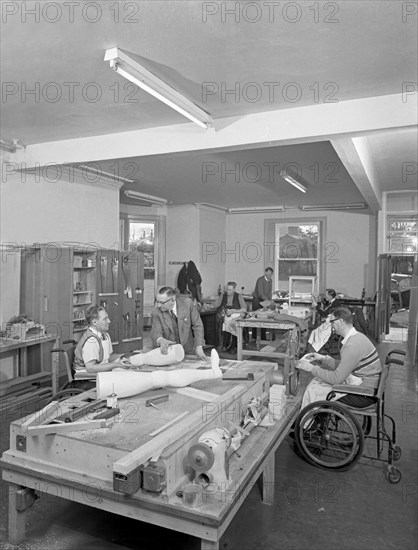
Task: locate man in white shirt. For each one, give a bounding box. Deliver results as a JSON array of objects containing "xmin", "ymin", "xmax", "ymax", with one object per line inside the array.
[{"xmin": 73, "ymin": 306, "xmax": 131, "ymax": 375}]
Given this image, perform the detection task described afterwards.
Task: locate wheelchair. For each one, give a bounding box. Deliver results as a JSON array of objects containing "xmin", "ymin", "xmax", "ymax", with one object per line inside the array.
[
  {"xmin": 48, "ymin": 340, "xmax": 95, "ymax": 403},
  {"xmin": 293, "ymin": 350, "xmax": 406, "ymax": 483}
]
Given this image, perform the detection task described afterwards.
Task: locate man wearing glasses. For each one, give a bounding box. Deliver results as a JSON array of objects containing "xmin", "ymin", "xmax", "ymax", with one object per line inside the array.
[
  {"xmin": 297, "ymin": 307, "xmax": 381, "ymax": 408},
  {"xmin": 151, "ymin": 286, "xmax": 207, "ymax": 362}
]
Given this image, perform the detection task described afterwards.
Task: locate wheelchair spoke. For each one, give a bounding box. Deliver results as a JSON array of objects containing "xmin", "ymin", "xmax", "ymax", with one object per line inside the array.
[{"xmin": 294, "ymin": 401, "xmax": 364, "ymax": 470}]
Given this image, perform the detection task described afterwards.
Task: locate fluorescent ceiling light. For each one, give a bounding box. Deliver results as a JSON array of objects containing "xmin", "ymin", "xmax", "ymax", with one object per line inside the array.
[
  {"xmin": 124, "ymin": 190, "xmax": 167, "ymax": 205},
  {"xmin": 300, "ymin": 203, "xmax": 367, "ymax": 211},
  {"xmin": 105, "ymin": 47, "xmax": 213, "ymax": 129},
  {"xmin": 194, "ymin": 203, "xmax": 229, "ymax": 212},
  {"xmin": 280, "ymin": 170, "xmax": 307, "ymax": 193},
  {"xmin": 77, "ymin": 165, "xmax": 135, "ymax": 185},
  {"xmin": 228, "ymin": 206, "xmax": 285, "ymax": 214}
]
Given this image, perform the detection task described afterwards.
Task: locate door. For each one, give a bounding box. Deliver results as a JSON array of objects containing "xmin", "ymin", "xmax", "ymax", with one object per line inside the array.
[
  {"xmin": 376, "ymin": 254, "xmax": 392, "ymax": 343},
  {"xmin": 407, "ymin": 256, "xmax": 417, "ymax": 364},
  {"xmin": 119, "ymin": 250, "xmax": 144, "ymax": 354}
]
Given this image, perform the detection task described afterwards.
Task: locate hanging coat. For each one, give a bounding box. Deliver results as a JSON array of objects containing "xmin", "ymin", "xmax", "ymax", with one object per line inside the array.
[{"xmin": 177, "ymin": 261, "xmax": 202, "ymax": 303}]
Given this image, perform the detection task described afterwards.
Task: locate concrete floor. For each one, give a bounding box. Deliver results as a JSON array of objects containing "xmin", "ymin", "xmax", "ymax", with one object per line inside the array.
[{"xmin": 0, "ymin": 339, "xmax": 417, "ymax": 550}]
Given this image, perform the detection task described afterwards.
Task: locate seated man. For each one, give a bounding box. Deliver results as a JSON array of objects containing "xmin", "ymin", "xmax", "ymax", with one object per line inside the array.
[
  {"xmin": 151, "ymin": 286, "xmax": 207, "ymax": 361},
  {"xmin": 213, "ymin": 281, "xmax": 247, "ymax": 353},
  {"xmin": 297, "ymin": 307, "xmax": 382, "ymax": 409},
  {"xmin": 73, "ymin": 305, "xmax": 131, "ymax": 388},
  {"xmin": 313, "ymin": 288, "xmax": 342, "ymax": 322}
]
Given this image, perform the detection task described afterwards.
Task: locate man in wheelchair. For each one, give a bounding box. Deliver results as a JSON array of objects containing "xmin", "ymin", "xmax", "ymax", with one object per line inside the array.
[{"xmin": 296, "ymin": 307, "xmax": 381, "ymax": 409}]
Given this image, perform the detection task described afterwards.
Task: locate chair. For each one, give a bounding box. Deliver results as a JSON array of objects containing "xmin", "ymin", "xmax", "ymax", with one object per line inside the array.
[
  {"xmin": 293, "ymin": 350, "xmax": 406, "ymax": 483},
  {"xmin": 49, "ymin": 340, "xmax": 93, "ymax": 402}
]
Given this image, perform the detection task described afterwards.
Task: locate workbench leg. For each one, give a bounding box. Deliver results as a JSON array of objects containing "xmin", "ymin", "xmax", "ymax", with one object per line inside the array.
[
  {"xmin": 8, "ymin": 484, "xmax": 28, "ymax": 545},
  {"xmin": 261, "ymin": 455, "xmax": 275, "ymax": 505},
  {"xmin": 201, "ymin": 539, "xmax": 219, "ymax": 550},
  {"xmin": 237, "ymin": 326, "xmax": 243, "ymax": 361}
]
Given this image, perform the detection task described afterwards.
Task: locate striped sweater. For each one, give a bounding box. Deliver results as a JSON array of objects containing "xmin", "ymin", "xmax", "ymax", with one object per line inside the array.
[{"xmin": 311, "ymin": 329, "xmax": 382, "ymax": 389}]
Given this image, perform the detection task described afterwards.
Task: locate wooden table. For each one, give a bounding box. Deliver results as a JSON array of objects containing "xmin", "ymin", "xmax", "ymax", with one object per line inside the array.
[
  {"xmin": 1, "ymin": 360, "xmax": 304, "ymax": 550},
  {"xmin": 0, "ymin": 334, "xmax": 60, "ymax": 396},
  {"xmin": 235, "ymin": 316, "xmax": 310, "ymax": 396}
]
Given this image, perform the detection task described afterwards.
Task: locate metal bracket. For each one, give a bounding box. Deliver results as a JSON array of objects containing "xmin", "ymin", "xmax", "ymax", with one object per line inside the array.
[
  {"xmin": 16, "ymin": 487, "xmax": 38, "ymax": 512},
  {"xmin": 16, "ymin": 435, "xmax": 26, "ymax": 452}
]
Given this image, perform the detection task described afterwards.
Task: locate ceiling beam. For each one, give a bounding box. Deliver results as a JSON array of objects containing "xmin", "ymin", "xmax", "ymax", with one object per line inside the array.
[
  {"xmin": 331, "ymin": 137, "xmax": 382, "ymax": 213},
  {"xmin": 13, "ymin": 93, "xmax": 417, "ymax": 169}
]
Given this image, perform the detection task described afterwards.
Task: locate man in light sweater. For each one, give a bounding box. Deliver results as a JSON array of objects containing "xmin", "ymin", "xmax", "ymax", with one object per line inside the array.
[{"xmin": 297, "ymin": 307, "xmax": 381, "ymax": 409}]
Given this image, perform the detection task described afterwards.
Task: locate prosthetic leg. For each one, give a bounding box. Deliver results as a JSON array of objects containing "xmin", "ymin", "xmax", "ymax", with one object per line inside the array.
[{"xmin": 97, "ymin": 349, "xmax": 222, "ymax": 399}]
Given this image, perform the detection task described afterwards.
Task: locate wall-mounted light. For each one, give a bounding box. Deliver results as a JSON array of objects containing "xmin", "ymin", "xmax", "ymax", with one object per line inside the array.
[
  {"xmin": 300, "ymin": 203, "xmax": 368, "ymax": 211},
  {"xmin": 124, "ymin": 190, "xmax": 168, "ymax": 206},
  {"xmin": 280, "ymin": 170, "xmax": 307, "ymax": 193},
  {"xmin": 104, "ymin": 47, "xmax": 213, "ymax": 129},
  {"xmin": 228, "ymin": 206, "xmax": 285, "ymax": 214}
]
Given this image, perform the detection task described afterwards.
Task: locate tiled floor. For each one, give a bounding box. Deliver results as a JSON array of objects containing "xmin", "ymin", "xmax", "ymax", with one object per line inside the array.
[{"xmin": 0, "ymin": 339, "xmax": 416, "ymax": 550}]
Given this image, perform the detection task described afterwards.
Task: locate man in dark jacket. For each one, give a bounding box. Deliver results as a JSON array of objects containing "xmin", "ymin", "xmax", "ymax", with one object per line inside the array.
[
  {"xmin": 151, "ymin": 286, "xmax": 207, "ymax": 361},
  {"xmin": 252, "ymin": 267, "xmax": 274, "ymax": 310}
]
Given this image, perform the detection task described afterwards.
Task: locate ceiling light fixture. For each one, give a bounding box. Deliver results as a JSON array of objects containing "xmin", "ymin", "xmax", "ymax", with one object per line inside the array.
[
  {"xmin": 280, "ymin": 170, "xmax": 307, "ymax": 193},
  {"xmin": 104, "ymin": 47, "xmax": 213, "ymax": 129},
  {"xmin": 124, "ymin": 190, "xmax": 168, "ymax": 206},
  {"xmin": 300, "ymin": 203, "xmax": 368, "ymax": 211},
  {"xmin": 228, "ymin": 206, "xmax": 285, "ymax": 214},
  {"xmin": 77, "ymin": 165, "xmax": 135, "ymax": 185},
  {"xmin": 194, "ymin": 203, "xmax": 229, "ymax": 212}
]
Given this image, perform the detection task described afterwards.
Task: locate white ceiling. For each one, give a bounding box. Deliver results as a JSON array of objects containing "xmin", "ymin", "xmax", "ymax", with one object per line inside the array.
[{"xmin": 1, "ymin": 0, "xmax": 417, "ymax": 208}]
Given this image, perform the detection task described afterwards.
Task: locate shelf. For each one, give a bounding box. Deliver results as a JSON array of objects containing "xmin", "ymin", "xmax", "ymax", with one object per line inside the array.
[
  {"xmin": 73, "ymin": 302, "xmax": 92, "ymax": 307},
  {"xmin": 74, "ymin": 267, "xmax": 96, "ymax": 271},
  {"xmin": 73, "ymin": 291, "xmax": 92, "ymax": 295},
  {"xmin": 73, "ymin": 326, "xmax": 87, "ymax": 333}
]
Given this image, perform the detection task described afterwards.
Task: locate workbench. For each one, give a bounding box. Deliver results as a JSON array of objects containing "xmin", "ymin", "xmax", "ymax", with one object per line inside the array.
[
  {"xmin": 0, "ymin": 334, "xmax": 60, "ymax": 401},
  {"xmin": 1, "ymin": 359, "xmax": 304, "ymax": 549},
  {"xmin": 235, "ymin": 316, "xmax": 311, "ymax": 396}
]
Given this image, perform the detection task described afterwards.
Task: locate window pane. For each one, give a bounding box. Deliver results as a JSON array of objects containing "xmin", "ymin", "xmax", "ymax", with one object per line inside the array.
[
  {"xmin": 128, "ymin": 222, "xmax": 156, "ymax": 317},
  {"xmin": 277, "ymin": 224, "xmax": 318, "ymax": 259},
  {"xmin": 278, "ymin": 261, "xmax": 317, "ymax": 288}
]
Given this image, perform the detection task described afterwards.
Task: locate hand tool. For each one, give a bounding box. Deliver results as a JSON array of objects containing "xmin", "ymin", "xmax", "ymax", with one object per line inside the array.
[{"xmin": 145, "ymin": 394, "xmax": 169, "ymax": 409}]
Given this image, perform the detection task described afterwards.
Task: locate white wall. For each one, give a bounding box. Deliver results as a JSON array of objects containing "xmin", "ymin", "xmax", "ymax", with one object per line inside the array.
[
  {"xmin": 226, "ymin": 209, "xmax": 377, "ymax": 298},
  {"xmin": 1, "ymin": 170, "xmax": 120, "ymax": 249},
  {"xmin": 164, "ymin": 205, "xmax": 226, "ymax": 298}
]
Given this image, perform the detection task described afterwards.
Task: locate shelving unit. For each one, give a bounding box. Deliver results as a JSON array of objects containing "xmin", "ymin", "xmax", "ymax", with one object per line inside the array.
[{"xmin": 72, "ymin": 251, "xmax": 97, "ymax": 335}]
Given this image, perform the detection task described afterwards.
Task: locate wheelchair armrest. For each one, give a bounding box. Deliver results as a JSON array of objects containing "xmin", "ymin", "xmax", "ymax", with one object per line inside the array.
[
  {"xmin": 387, "ymin": 349, "xmax": 406, "ymax": 357},
  {"xmin": 331, "ymin": 385, "xmax": 376, "ymax": 397}
]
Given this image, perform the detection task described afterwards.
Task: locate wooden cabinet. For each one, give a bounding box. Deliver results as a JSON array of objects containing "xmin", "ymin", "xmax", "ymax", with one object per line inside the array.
[{"xmin": 20, "ymin": 246, "xmax": 144, "ymax": 378}]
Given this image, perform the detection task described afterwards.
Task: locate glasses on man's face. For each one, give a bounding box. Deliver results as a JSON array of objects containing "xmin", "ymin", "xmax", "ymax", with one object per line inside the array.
[
  {"xmin": 156, "ymin": 297, "xmax": 175, "ymax": 306},
  {"xmin": 330, "ymin": 318, "xmax": 338, "ymax": 324}
]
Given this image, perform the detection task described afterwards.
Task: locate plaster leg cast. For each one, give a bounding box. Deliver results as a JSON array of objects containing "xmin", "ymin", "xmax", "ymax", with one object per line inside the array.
[
  {"xmin": 97, "ymin": 349, "xmax": 222, "ymax": 399},
  {"xmin": 126, "ymin": 343, "xmax": 185, "ymax": 367}
]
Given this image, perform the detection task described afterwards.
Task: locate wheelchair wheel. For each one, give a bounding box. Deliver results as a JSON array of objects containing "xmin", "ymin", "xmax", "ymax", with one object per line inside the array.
[
  {"xmin": 46, "ymin": 388, "xmax": 85, "ymax": 404},
  {"xmin": 294, "ymin": 401, "xmax": 364, "ymax": 471},
  {"xmin": 386, "ymin": 465, "xmax": 402, "ymax": 484}
]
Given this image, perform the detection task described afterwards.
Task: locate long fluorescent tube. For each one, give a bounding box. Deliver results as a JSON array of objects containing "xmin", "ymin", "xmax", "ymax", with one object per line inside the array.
[
  {"xmin": 105, "ymin": 47, "xmax": 213, "ymax": 129},
  {"xmin": 280, "ymin": 170, "xmax": 307, "ymax": 193},
  {"xmin": 300, "ymin": 203, "xmax": 367, "ymax": 211},
  {"xmin": 228, "ymin": 206, "xmax": 285, "ymax": 214},
  {"xmin": 77, "ymin": 164, "xmax": 135, "ymax": 185},
  {"xmin": 124, "ymin": 190, "xmax": 167, "ymax": 205},
  {"xmin": 194, "ymin": 203, "xmax": 229, "ymax": 212}
]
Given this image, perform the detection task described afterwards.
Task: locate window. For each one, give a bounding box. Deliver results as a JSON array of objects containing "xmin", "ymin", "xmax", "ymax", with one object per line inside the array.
[
  {"xmin": 386, "ymin": 216, "xmax": 417, "ymax": 253},
  {"xmin": 275, "ymin": 222, "xmax": 320, "ymax": 293},
  {"xmin": 121, "ymin": 215, "xmax": 166, "ymax": 323}
]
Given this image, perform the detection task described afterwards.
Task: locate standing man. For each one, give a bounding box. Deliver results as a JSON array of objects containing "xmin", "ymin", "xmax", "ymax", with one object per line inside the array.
[
  {"xmin": 296, "ymin": 307, "xmax": 382, "ymax": 409},
  {"xmin": 151, "ymin": 286, "xmax": 207, "ymax": 361},
  {"xmin": 252, "ymin": 267, "xmax": 274, "ymax": 311}
]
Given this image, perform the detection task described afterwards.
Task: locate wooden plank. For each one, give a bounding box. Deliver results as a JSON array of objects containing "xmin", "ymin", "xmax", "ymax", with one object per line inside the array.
[
  {"xmin": 149, "ymin": 412, "xmax": 189, "ymax": 437},
  {"xmin": 27, "ymin": 419, "xmax": 107, "ymax": 436},
  {"xmin": 0, "ymin": 372, "xmax": 52, "ymax": 396},
  {"xmin": 171, "ymin": 387, "xmax": 219, "ymax": 401},
  {"xmin": 21, "ymin": 401, "xmax": 64, "ymax": 431},
  {"xmin": 113, "ymin": 384, "xmax": 246, "ymax": 476}
]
